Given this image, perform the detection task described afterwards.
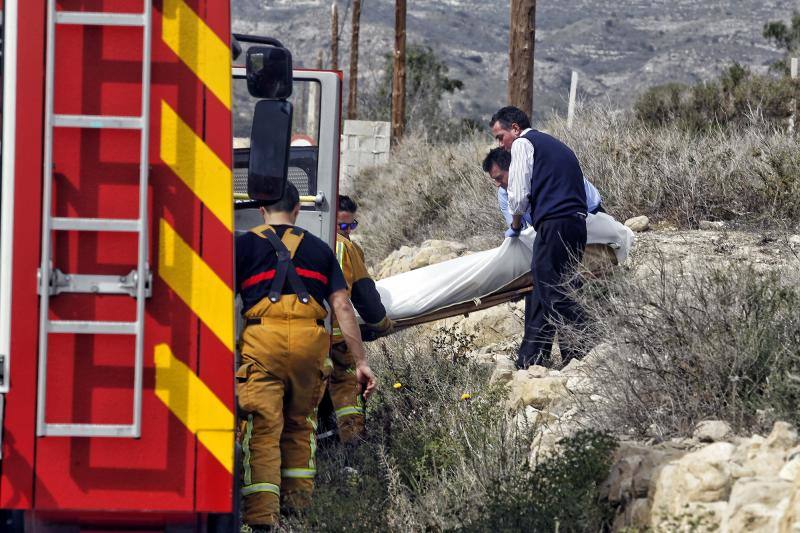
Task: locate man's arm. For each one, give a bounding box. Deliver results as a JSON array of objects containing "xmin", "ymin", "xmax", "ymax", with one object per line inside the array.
[
  {"xmin": 507, "ymin": 138, "xmax": 534, "ymax": 220},
  {"xmin": 345, "ymin": 241, "xmax": 393, "ymax": 338},
  {"xmin": 329, "ymin": 289, "xmax": 377, "ymax": 399},
  {"xmin": 583, "ymin": 178, "xmax": 601, "ymax": 213},
  {"xmin": 498, "ymin": 188, "xmax": 514, "ymax": 227}
]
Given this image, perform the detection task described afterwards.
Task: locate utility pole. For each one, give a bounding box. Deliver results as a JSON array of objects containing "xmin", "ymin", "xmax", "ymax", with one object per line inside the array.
[
  {"xmin": 508, "ymin": 0, "xmax": 536, "ymax": 118},
  {"xmin": 348, "ymin": 0, "xmax": 362, "ymax": 120},
  {"xmin": 331, "ymin": 2, "xmax": 339, "ymax": 71},
  {"xmin": 391, "ymin": 0, "xmax": 407, "ymax": 145}
]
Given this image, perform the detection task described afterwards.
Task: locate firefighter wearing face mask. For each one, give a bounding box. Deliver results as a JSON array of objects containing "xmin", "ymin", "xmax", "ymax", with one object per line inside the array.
[
  {"xmin": 318, "ymin": 195, "xmax": 393, "ymax": 444},
  {"xmin": 236, "ymin": 184, "xmax": 377, "ymax": 531}
]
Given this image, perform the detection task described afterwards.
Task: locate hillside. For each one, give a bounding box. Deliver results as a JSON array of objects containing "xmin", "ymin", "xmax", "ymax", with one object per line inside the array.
[{"xmin": 233, "ymin": 0, "xmax": 789, "ymax": 121}]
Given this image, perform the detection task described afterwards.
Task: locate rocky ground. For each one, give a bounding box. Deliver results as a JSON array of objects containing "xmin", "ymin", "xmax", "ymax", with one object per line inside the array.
[{"xmin": 376, "ymin": 224, "xmax": 800, "ymax": 531}]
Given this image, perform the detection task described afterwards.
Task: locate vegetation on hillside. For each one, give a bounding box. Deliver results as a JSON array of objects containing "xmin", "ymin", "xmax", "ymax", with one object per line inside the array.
[
  {"xmin": 349, "ymin": 106, "xmax": 800, "ymax": 262},
  {"xmin": 634, "ymin": 64, "xmax": 798, "ymax": 131},
  {"xmin": 565, "ymin": 257, "xmax": 800, "ymax": 438},
  {"xmin": 285, "ymin": 335, "xmax": 617, "ymax": 532}
]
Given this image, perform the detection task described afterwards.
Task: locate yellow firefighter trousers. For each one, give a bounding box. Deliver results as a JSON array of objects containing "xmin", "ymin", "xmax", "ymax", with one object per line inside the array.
[
  {"xmin": 237, "ymin": 294, "xmax": 331, "ymax": 526},
  {"xmin": 327, "ymin": 342, "xmax": 366, "ymax": 443}
]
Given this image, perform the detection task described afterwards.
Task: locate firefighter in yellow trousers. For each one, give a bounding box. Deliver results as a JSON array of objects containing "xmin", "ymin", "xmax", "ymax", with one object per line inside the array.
[
  {"xmin": 236, "ymin": 184, "xmax": 377, "ymax": 532},
  {"xmin": 321, "ymin": 195, "xmax": 394, "ymax": 444}
]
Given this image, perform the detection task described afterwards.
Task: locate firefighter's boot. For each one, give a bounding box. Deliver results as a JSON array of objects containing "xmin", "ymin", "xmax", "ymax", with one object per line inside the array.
[
  {"xmin": 327, "ymin": 342, "xmax": 365, "ymax": 444},
  {"xmin": 237, "ymin": 294, "xmax": 331, "ymax": 527}
]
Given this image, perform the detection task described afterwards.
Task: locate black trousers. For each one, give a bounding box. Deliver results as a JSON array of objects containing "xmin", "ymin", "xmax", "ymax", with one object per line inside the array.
[{"xmin": 518, "ymin": 215, "xmax": 587, "ymax": 369}]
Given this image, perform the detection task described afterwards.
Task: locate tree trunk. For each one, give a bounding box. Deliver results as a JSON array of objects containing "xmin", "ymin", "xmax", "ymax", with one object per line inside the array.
[
  {"xmin": 347, "ymin": 0, "xmax": 362, "ymax": 120},
  {"xmin": 391, "ymin": 0, "xmax": 407, "ymax": 145},
  {"xmin": 331, "ymin": 2, "xmax": 339, "ymax": 71},
  {"xmin": 508, "ymin": 0, "xmax": 536, "ymax": 118}
]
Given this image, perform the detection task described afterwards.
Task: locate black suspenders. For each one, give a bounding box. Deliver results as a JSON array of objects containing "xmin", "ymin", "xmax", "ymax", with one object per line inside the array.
[{"xmin": 261, "ymin": 228, "xmax": 311, "ymax": 305}]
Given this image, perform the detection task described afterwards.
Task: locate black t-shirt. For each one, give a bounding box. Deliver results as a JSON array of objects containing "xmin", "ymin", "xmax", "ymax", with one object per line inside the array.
[{"xmin": 236, "ymin": 225, "xmax": 347, "ymax": 313}]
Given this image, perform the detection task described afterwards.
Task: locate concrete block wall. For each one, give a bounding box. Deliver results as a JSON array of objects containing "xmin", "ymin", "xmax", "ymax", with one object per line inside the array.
[{"xmin": 340, "ymin": 120, "xmax": 391, "ymax": 190}]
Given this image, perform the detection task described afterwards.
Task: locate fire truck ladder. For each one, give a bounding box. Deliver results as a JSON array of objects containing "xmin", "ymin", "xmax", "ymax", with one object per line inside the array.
[{"xmin": 36, "ymin": 2, "xmax": 153, "ymax": 438}]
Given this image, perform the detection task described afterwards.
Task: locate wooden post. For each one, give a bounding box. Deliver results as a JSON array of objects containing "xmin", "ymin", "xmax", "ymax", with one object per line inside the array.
[
  {"xmin": 331, "ymin": 2, "xmax": 339, "ymax": 71},
  {"xmin": 391, "ymin": 0, "xmax": 407, "ymax": 145},
  {"xmin": 508, "ymin": 0, "xmax": 536, "ymax": 118},
  {"xmin": 347, "ymin": 0, "xmax": 362, "ymax": 120},
  {"xmin": 790, "ymin": 57, "xmax": 798, "ymax": 135},
  {"xmin": 567, "ymin": 70, "xmax": 578, "ymax": 129}
]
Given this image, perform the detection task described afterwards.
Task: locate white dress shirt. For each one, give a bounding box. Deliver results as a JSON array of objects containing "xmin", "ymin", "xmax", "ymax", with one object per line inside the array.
[{"xmin": 507, "ymin": 128, "xmax": 534, "ymax": 217}]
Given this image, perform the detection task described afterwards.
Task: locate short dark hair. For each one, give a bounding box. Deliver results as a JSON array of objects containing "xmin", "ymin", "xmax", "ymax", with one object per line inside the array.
[
  {"xmin": 338, "ymin": 195, "xmax": 358, "ymax": 213},
  {"xmin": 264, "ymin": 182, "xmax": 300, "ymax": 213},
  {"xmin": 482, "ymin": 147, "xmax": 511, "ymax": 173},
  {"xmin": 490, "ymin": 106, "xmax": 531, "ymax": 131}
]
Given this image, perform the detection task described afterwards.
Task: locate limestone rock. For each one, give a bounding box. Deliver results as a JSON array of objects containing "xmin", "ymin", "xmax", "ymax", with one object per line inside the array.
[
  {"xmin": 694, "ymin": 420, "xmax": 732, "ymax": 443},
  {"xmin": 733, "ymin": 424, "xmax": 799, "ymax": 479},
  {"xmin": 650, "ymin": 442, "xmax": 736, "ymax": 527},
  {"xmin": 624, "ymin": 215, "xmax": 650, "ymax": 232},
  {"xmin": 725, "ymin": 477, "xmax": 793, "ymax": 532},
  {"xmin": 408, "ymin": 240, "xmax": 467, "ymax": 270},
  {"xmin": 527, "ymin": 365, "xmax": 549, "ymax": 378},
  {"xmin": 699, "ymin": 220, "xmax": 726, "ymax": 230},
  {"xmin": 441, "ymin": 303, "xmax": 523, "ymax": 346},
  {"xmin": 606, "ymin": 443, "xmax": 678, "ymax": 504},
  {"xmin": 767, "ymin": 422, "xmax": 798, "ymax": 451},
  {"xmin": 779, "ymin": 480, "xmax": 800, "ymax": 533},
  {"xmin": 508, "ymin": 375, "xmax": 569, "ymax": 410},
  {"xmin": 489, "ymin": 357, "xmax": 516, "ymax": 385},
  {"xmin": 780, "ymin": 457, "xmax": 800, "ymax": 482},
  {"xmin": 376, "ymin": 239, "xmax": 468, "ymax": 278},
  {"xmin": 530, "ymin": 428, "xmax": 560, "ymax": 464},
  {"xmin": 513, "ymin": 405, "xmax": 541, "ymax": 430},
  {"xmin": 560, "ymin": 357, "xmax": 586, "ymax": 375}
]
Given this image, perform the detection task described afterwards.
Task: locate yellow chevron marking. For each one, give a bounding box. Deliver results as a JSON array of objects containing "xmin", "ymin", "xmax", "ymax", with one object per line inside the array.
[
  {"xmin": 161, "ymin": 0, "xmax": 231, "ymax": 108},
  {"xmin": 158, "ymin": 218, "xmax": 234, "ymax": 351},
  {"xmin": 160, "ymin": 101, "xmax": 233, "ymax": 231},
  {"xmin": 154, "ymin": 343, "xmax": 233, "ymax": 473}
]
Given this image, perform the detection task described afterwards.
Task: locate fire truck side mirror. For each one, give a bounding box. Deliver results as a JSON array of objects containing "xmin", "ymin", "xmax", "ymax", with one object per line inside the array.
[
  {"xmin": 247, "ymin": 100, "xmax": 293, "ymax": 203},
  {"xmin": 246, "ymin": 45, "xmax": 293, "ymax": 100}
]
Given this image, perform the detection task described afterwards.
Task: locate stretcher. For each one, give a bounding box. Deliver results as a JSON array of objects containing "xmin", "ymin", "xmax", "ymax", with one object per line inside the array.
[{"xmin": 374, "ymin": 213, "xmax": 635, "ymax": 329}]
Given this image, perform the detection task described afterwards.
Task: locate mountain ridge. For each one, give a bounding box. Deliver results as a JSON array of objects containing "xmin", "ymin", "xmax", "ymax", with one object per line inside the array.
[{"xmin": 233, "ymin": 0, "xmax": 789, "ymax": 121}]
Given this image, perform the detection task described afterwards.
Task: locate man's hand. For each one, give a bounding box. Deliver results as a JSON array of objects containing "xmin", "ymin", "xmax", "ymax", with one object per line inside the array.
[
  {"xmin": 505, "ymin": 226, "xmax": 521, "ymax": 238},
  {"xmin": 356, "ymin": 362, "xmax": 377, "ymax": 400}
]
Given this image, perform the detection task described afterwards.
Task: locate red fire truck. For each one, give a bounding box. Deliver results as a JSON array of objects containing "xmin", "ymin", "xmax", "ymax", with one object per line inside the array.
[{"xmin": 0, "ymin": 1, "xmax": 341, "ymax": 530}]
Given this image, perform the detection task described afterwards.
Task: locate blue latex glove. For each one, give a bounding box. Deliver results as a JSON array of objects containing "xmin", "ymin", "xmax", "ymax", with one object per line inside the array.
[{"xmin": 505, "ymin": 226, "xmax": 521, "ymax": 238}]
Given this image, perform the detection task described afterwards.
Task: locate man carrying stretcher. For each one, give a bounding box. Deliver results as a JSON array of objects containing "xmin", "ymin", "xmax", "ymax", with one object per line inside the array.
[{"xmin": 488, "ymin": 106, "xmax": 591, "ymax": 370}]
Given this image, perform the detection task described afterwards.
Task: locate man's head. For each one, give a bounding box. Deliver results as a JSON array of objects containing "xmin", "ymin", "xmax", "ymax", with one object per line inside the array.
[
  {"xmin": 482, "ymin": 148, "xmax": 511, "ymax": 190},
  {"xmin": 260, "ymin": 182, "xmax": 301, "ymax": 223},
  {"xmin": 337, "ymin": 195, "xmax": 359, "ymax": 238},
  {"xmin": 490, "ymin": 106, "xmax": 531, "ymax": 151}
]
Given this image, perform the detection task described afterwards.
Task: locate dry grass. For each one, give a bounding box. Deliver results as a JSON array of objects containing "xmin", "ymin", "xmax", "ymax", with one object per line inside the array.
[
  {"xmin": 560, "ymin": 252, "xmax": 800, "ymax": 438},
  {"xmin": 288, "ymin": 333, "xmax": 617, "ymax": 532},
  {"xmin": 349, "ymin": 107, "xmax": 800, "ymax": 265},
  {"xmin": 549, "ymin": 107, "xmax": 800, "ymax": 229},
  {"xmin": 347, "ymin": 133, "xmax": 504, "ymax": 262}
]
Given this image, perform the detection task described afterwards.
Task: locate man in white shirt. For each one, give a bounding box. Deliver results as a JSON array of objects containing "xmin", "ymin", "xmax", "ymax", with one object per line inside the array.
[{"xmin": 489, "ymin": 106, "xmax": 589, "ymax": 369}]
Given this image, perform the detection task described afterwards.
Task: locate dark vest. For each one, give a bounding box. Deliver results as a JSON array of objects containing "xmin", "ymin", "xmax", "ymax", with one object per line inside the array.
[{"xmin": 521, "ymin": 129, "xmax": 587, "ymax": 229}]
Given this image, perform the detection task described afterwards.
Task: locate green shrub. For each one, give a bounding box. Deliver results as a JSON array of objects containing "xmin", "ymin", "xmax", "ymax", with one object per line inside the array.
[
  {"xmin": 569, "ymin": 259, "xmax": 800, "ymax": 437},
  {"xmin": 285, "ymin": 334, "xmax": 618, "ymax": 531},
  {"xmin": 634, "ymin": 65, "xmax": 798, "ymax": 131},
  {"xmin": 466, "ymin": 430, "xmax": 618, "ymax": 533}
]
